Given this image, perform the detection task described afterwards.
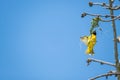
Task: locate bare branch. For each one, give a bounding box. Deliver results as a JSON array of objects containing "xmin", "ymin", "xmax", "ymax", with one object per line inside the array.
[
  {"xmin": 111, "ymin": 6, "xmax": 120, "ymax": 10},
  {"xmin": 101, "ymin": 15, "xmax": 120, "ymax": 22},
  {"xmin": 85, "ymin": 13, "xmax": 116, "ymax": 18},
  {"xmin": 89, "ymin": 71, "xmax": 120, "ymax": 80},
  {"xmin": 89, "ymin": 2, "xmax": 120, "ymax": 10},
  {"xmin": 81, "ymin": 13, "xmax": 120, "ymax": 21},
  {"xmin": 92, "ymin": 2, "xmax": 109, "ymax": 8},
  {"xmin": 109, "ymin": 0, "xmax": 120, "ymax": 79},
  {"xmin": 87, "ymin": 58, "xmax": 115, "ymax": 67}
]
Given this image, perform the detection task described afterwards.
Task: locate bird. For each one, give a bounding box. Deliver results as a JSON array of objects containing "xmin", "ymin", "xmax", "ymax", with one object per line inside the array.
[{"xmin": 80, "ymin": 31, "xmax": 97, "ymax": 55}]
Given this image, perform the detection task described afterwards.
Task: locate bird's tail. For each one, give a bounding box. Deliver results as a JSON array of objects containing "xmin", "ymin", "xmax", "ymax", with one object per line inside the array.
[{"xmin": 86, "ymin": 47, "xmax": 94, "ymax": 55}]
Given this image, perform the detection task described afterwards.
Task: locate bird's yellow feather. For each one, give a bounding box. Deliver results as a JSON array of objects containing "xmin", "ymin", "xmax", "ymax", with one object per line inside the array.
[{"xmin": 80, "ymin": 33, "xmax": 96, "ymax": 55}]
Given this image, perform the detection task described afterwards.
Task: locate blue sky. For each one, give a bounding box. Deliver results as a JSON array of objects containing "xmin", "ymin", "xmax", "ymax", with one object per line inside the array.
[{"xmin": 0, "ymin": 0, "xmax": 120, "ymax": 80}]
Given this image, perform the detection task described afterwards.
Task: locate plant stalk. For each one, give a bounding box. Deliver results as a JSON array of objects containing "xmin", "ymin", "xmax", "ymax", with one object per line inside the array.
[{"xmin": 109, "ymin": 0, "xmax": 120, "ymax": 80}]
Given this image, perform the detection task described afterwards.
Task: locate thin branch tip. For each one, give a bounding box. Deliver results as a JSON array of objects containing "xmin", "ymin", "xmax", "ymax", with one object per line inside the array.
[
  {"xmin": 89, "ymin": 71, "xmax": 120, "ymax": 80},
  {"xmin": 81, "ymin": 12, "xmax": 87, "ymax": 18},
  {"xmin": 89, "ymin": 2, "xmax": 93, "ymax": 7},
  {"xmin": 87, "ymin": 58, "xmax": 115, "ymax": 67}
]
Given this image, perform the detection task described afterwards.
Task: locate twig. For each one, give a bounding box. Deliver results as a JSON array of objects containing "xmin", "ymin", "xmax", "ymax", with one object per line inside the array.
[
  {"xmin": 89, "ymin": 2, "xmax": 120, "ymax": 10},
  {"xmin": 89, "ymin": 71, "xmax": 120, "ymax": 80},
  {"xmin": 100, "ymin": 15, "xmax": 120, "ymax": 22},
  {"xmin": 111, "ymin": 6, "xmax": 120, "ymax": 10},
  {"xmin": 81, "ymin": 13, "xmax": 120, "ymax": 21},
  {"xmin": 87, "ymin": 58, "xmax": 115, "ymax": 67},
  {"xmin": 92, "ymin": 2, "xmax": 109, "ymax": 8},
  {"xmin": 105, "ymin": 5, "xmax": 120, "ymax": 10},
  {"xmin": 84, "ymin": 12, "xmax": 116, "ymax": 18}
]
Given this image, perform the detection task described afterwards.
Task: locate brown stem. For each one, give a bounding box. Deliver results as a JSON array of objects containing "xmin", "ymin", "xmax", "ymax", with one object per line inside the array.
[
  {"xmin": 85, "ymin": 13, "xmax": 116, "ymax": 18},
  {"xmin": 89, "ymin": 71, "xmax": 120, "ymax": 80},
  {"xmin": 91, "ymin": 2, "xmax": 120, "ymax": 10},
  {"xmin": 81, "ymin": 12, "xmax": 120, "ymax": 21},
  {"xmin": 100, "ymin": 16, "xmax": 120, "ymax": 22},
  {"xmin": 109, "ymin": 0, "xmax": 120, "ymax": 80},
  {"xmin": 87, "ymin": 58, "xmax": 115, "ymax": 67}
]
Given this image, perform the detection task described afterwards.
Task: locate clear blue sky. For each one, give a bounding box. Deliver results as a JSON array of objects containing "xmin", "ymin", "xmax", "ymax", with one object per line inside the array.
[{"xmin": 0, "ymin": 0, "xmax": 120, "ymax": 80}]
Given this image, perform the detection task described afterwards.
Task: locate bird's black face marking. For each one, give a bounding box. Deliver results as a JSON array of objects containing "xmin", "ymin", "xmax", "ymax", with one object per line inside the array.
[{"xmin": 92, "ymin": 31, "xmax": 96, "ymax": 35}]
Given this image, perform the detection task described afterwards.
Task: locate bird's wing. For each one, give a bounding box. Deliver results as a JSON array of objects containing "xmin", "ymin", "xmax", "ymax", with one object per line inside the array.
[{"xmin": 80, "ymin": 36, "xmax": 88, "ymax": 45}]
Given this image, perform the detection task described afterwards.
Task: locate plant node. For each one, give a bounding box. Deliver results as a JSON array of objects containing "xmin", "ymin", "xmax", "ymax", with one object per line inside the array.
[
  {"xmin": 89, "ymin": 2, "xmax": 93, "ymax": 7},
  {"xmin": 81, "ymin": 12, "xmax": 87, "ymax": 18}
]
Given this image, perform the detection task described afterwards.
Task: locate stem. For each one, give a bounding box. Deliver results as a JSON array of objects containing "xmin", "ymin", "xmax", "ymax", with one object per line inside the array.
[
  {"xmin": 91, "ymin": 2, "xmax": 120, "ymax": 10},
  {"xmin": 85, "ymin": 13, "xmax": 116, "ymax": 18},
  {"xmin": 109, "ymin": 0, "xmax": 119, "ymax": 80},
  {"xmin": 87, "ymin": 58, "xmax": 115, "ymax": 67},
  {"xmin": 89, "ymin": 71, "xmax": 120, "ymax": 80},
  {"xmin": 101, "ymin": 16, "xmax": 120, "ymax": 22}
]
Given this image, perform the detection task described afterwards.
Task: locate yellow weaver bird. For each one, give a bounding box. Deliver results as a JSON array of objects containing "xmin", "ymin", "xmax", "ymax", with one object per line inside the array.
[{"xmin": 80, "ymin": 31, "xmax": 96, "ymax": 55}]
